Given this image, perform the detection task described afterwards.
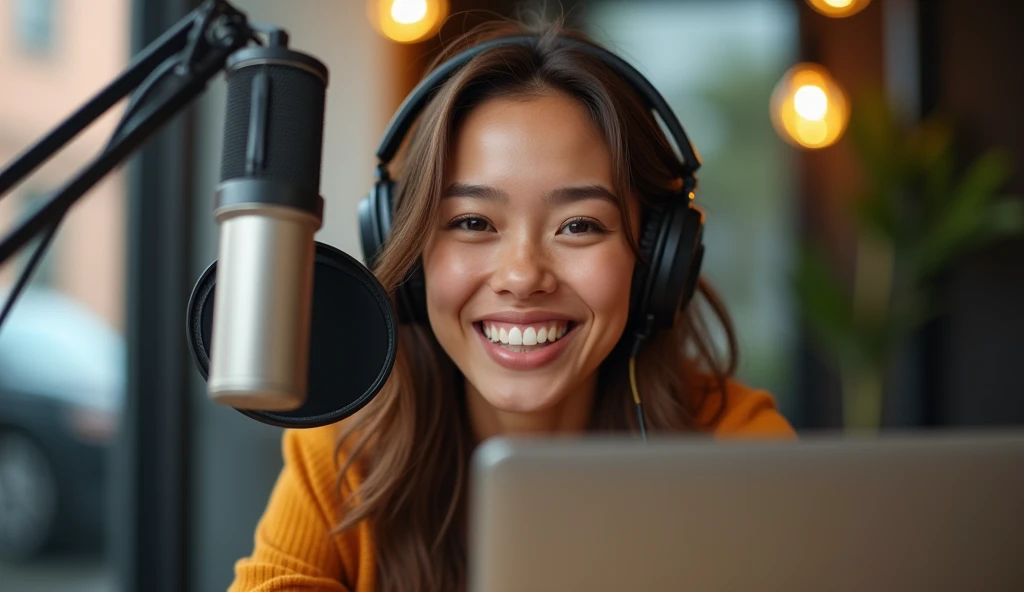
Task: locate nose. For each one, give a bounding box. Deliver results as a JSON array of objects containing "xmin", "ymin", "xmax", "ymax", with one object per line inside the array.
[{"xmin": 488, "ymin": 234, "xmax": 557, "ymax": 299}]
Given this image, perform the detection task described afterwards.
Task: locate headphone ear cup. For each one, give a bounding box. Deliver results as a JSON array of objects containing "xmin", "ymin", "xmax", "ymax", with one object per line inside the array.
[
  {"xmin": 631, "ymin": 208, "xmax": 665, "ymax": 330},
  {"xmin": 632, "ymin": 201, "xmax": 704, "ymax": 334},
  {"xmin": 359, "ymin": 178, "xmax": 395, "ymax": 269},
  {"xmin": 357, "ymin": 183, "xmax": 385, "ymax": 270},
  {"xmin": 683, "ymin": 242, "xmax": 705, "ymax": 312},
  {"xmin": 358, "ymin": 179, "xmax": 429, "ymax": 325},
  {"xmin": 652, "ymin": 204, "xmax": 704, "ymax": 330}
]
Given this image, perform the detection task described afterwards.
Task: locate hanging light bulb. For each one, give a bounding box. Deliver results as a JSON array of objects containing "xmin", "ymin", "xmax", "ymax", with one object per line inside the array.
[
  {"xmin": 770, "ymin": 63, "xmax": 850, "ymax": 149},
  {"xmin": 805, "ymin": 0, "xmax": 871, "ymax": 18},
  {"xmin": 367, "ymin": 0, "xmax": 449, "ymax": 44}
]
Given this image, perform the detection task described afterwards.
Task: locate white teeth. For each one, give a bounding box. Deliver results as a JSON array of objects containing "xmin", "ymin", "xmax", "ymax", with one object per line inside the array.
[{"xmin": 481, "ymin": 322, "xmax": 571, "ymax": 347}]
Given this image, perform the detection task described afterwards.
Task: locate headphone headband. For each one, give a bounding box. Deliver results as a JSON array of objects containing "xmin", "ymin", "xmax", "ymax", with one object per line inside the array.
[{"xmin": 374, "ymin": 35, "xmax": 702, "ymax": 177}]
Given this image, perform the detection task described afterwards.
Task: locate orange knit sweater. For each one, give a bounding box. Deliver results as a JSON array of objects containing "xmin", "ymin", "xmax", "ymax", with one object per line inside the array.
[{"xmin": 228, "ymin": 380, "xmax": 795, "ymax": 591}]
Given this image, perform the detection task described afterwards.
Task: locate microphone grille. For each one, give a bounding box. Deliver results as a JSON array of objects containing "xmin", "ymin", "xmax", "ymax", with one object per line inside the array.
[{"xmin": 220, "ymin": 52, "xmax": 328, "ymax": 193}]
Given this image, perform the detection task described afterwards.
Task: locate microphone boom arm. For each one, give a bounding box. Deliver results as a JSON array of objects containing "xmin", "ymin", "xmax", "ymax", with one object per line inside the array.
[{"xmin": 0, "ymin": 0, "xmax": 258, "ymax": 329}]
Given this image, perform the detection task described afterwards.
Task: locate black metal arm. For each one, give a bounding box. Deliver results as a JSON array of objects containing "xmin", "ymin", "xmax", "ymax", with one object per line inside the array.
[{"xmin": 0, "ymin": 0, "xmax": 258, "ymax": 330}]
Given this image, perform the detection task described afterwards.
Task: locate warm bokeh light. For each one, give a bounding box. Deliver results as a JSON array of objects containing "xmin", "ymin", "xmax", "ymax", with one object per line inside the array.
[
  {"xmin": 367, "ymin": 0, "xmax": 448, "ymax": 44},
  {"xmin": 392, "ymin": 0, "xmax": 427, "ymax": 24},
  {"xmin": 770, "ymin": 63, "xmax": 849, "ymax": 149},
  {"xmin": 805, "ymin": 0, "xmax": 871, "ymax": 18}
]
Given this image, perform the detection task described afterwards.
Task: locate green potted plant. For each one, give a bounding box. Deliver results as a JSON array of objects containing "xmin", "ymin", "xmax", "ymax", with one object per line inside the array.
[{"xmin": 793, "ymin": 91, "xmax": 1024, "ymax": 431}]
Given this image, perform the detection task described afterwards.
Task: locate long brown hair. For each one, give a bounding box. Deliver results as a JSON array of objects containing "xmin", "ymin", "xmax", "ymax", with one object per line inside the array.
[{"xmin": 333, "ymin": 16, "xmax": 738, "ymax": 592}]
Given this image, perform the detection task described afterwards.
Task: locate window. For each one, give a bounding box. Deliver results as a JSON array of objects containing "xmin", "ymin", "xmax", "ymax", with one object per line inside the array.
[
  {"xmin": 585, "ymin": 0, "xmax": 801, "ymax": 414},
  {"xmin": 15, "ymin": 0, "xmax": 56, "ymax": 55},
  {"xmin": 0, "ymin": 0, "xmax": 126, "ymax": 589}
]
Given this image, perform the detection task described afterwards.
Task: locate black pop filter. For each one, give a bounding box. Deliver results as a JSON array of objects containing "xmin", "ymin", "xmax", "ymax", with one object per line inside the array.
[{"xmin": 187, "ymin": 241, "xmax": 397, "ymax": 428}]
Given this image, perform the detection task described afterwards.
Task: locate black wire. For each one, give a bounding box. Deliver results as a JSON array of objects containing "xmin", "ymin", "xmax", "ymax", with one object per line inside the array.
[
  {"xmin": 635, "ymin": 402, "xmax": 648, "ymax": 443},
  {"xmin": 630, "ymin": 330, "xmax": 649, "ymax": 443},
  {"xmin": 107, "ymin": 57, "xmax": 181, "ymax": 149},
  {"xmin": 0, "ymin": 216, "xmax": 63, "ymax": 333}
]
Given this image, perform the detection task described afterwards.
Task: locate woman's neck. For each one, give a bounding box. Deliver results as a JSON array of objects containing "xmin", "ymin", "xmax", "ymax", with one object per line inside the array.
[{"xmin": 464, "ymin": 373, "xmax": 598, "ymax": 441}]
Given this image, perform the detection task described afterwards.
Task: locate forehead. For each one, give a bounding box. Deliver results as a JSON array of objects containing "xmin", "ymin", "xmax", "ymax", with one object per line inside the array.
[{"xmin": 448, "ymin": 93, "xmax": 615, "ymax": 191}]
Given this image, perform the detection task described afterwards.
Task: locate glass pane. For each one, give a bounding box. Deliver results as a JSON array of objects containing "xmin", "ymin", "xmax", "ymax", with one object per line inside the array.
[
  {"xmin": 0, "ymin": 0, "xmax": 131, "ymax": 589},
  {"xmin": 584, "ymin": 0, "xmax": 800, "ymax": 413}
]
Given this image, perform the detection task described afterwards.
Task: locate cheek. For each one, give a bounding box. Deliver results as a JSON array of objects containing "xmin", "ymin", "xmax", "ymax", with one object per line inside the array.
[
  {"xmin": 560, "ymin": 244, "xmax": 636, "ymax": 322},
  {"xmin": 422, "ymin": 240, "xmax": 482, "ymax": 321}
]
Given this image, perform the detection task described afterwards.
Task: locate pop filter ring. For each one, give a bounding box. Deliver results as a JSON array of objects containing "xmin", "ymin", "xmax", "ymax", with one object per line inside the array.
[{"xmin": 187, "ymin": 241, "xmax": 397, "ymax": 428}]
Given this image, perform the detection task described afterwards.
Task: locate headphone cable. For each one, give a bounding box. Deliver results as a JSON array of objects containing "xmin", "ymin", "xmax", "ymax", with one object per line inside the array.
[{"xmin": 629, "ymin": 334, "xmax": 648, "ymax": 442}]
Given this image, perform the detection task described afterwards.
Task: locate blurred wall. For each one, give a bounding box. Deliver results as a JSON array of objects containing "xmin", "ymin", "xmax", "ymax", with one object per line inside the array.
[
  {"xmin": 187, "ymin": 2, "xmax": 400, "ymax": 590},
  {"xmin": 930, "ymin": 0, "xmax": 1024, "ymax": 425}
]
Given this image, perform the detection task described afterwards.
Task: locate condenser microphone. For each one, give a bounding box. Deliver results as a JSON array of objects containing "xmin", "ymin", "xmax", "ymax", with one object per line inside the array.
[{"xmin": 207, "ymin": 33, "xmax": 328, "ymax": 411}]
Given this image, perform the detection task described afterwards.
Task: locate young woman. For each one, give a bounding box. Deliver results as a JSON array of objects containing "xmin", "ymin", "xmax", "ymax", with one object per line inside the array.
[{"xmin": 229, "ymin": 17, "xmax": 795, "ymax": 592}]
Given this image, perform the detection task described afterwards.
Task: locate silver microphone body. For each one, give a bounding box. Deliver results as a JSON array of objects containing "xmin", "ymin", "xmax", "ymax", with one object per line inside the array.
[
  {"xmin": 206, "ymin": 39, "xmax": 329, "ymax": 411},
  {"xmin": 208, "ymin": 203, "xmax": 318, "ymax": 410}
]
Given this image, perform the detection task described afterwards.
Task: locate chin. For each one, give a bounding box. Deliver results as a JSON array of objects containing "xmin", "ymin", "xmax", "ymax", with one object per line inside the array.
[{"xmin": 475, "ymin": 381, "xmax": 569, "ymax": 414}]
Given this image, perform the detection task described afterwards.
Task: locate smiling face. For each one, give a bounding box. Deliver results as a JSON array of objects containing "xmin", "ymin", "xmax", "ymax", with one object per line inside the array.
[{"xmin": 421, "ymin": 91, "xmax": 638, "ymax": 436}]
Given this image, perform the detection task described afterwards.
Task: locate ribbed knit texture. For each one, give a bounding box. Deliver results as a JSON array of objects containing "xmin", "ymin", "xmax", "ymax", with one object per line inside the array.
[{"xmin": 228, "ymin": 379, "xmax": 795, "ymax": 591}]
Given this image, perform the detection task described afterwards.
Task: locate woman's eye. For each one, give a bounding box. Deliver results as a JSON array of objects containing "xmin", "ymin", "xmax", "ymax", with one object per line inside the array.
[
  {"xmin": 451, "ymin": 216, "xmax": 493, "ymax": 232},
  {"xmin": 560, "ymin": 218, "xmax": 605, "ymax": 235}
]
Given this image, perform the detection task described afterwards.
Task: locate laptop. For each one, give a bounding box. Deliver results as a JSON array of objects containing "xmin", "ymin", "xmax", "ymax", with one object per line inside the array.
[{"xmin": 467, "ymin": 431, "xmax": 1024, "ymax": 592}]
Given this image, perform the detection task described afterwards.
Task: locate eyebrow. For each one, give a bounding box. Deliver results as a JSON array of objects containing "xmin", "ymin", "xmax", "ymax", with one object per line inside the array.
[
  {"xmin": 545, "ymin": 184, "xmax": 619, "ymax": 206},
  {"xmin": 442, "ymin": 183, "xmax": 619, "ymax": 206},
  {"xmin": 443, "ymin": 183, "xmax": 508, "ymax": 203}
]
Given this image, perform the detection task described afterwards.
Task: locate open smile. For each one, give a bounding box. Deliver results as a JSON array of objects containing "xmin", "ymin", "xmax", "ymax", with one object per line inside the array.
[{"xmin": 473, "ymin": 320, "xmax": 580, "ymax": 370}]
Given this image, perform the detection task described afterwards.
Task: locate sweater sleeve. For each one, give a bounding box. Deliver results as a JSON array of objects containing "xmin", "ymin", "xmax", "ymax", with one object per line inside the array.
[
  {"xmin": 228, "ymin": 426, "xmax": 352, "ymax": 592},
  {"xmin": 699, "ymin": 378, "xmax": 797, "ymax": 438}
]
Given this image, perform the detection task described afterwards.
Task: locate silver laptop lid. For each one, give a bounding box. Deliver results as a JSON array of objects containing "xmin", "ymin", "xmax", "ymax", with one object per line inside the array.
[{"xmin": 468, "ymin": 432, "xmax": 1024, "ymax": 592}]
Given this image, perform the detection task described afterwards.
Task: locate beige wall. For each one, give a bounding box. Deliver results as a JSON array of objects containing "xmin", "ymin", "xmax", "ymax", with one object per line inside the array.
[{"xmin": 0, "ymin": 0, "xmax": 131, "ymax": 331}]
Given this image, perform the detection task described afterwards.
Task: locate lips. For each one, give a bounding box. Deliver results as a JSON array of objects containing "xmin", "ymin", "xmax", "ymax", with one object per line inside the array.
[{"xmin": 472, "ymin": 312, "xmax": 580, "ymax": 369}]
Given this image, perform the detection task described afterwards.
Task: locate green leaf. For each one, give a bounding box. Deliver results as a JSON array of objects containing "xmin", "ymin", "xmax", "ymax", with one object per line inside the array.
[
  {"xmin": 847, "ymin": 91, "xmax": 901, "ymax": 181},
  {"xmin": 907, "ymin": 116, "xmax": 955, "ymax": 222},
  {"xmin": 852, "ymin": 186, "xmax": 899, "ymax": 241},
  {"xmin": 915, "ymin": 149, "xmax": 1013, "ymax": 277},
  {"xmin": 976, "ymin": 197, "xmax": 1024, "ymax": 242},
  {"xmin": 791, "ymin": 247, "xmax": 859, "ymax": 362}
]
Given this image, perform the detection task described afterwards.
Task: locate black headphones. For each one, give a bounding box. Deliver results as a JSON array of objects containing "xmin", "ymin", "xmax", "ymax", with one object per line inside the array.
[{"xmin": 358, "ymin": 35, "xmax": 706, "ymax": 341}]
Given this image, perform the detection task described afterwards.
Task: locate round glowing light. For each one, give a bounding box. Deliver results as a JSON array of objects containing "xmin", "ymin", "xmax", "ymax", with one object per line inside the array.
[
  {"xmin": 391, "ymin": 0, "xmax": 427, "ymax": 24},
  {"xmin": 770, "ymin": 63, "xmax": 849, "ymax": 150},
  {"xmin": 805, "ymin": 0, "xmax": 871, "ymax": 18},
  {"xmin": 793, "ymin": 85, "xmax": 829, "ymax": 121},
  {"xmin": 367, "ymin": 0, "xmax": 448, "ymax": 44}
]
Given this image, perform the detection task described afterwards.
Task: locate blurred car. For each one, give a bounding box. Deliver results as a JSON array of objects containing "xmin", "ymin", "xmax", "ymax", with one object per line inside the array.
[{"xmin": 0, "ymin": 287, "xmax": 125, "ymax": 562}]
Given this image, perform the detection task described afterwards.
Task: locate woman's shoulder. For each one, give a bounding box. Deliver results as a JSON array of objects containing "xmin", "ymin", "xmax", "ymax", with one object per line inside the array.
[
  {"xmin": 229, "ymin": 422, "xmax": 374, "ymax": 591},
  {"xmin": 282, "ymin": 420, "xmax": 367, "ymax": 497},
  {"xmin": 692, "ymin": 375, "xmax": 797, "ymax": 438}
]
